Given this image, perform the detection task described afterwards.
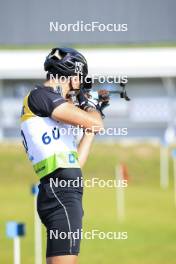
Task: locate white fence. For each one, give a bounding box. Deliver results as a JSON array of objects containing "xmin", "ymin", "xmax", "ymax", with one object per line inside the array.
[{"xmin": 0, "ymin": 48, "xmax": 176, "ymax": 140}]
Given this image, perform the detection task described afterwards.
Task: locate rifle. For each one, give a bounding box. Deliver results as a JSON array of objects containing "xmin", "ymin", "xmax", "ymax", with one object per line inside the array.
[
  {"xmin": 67, "ymin": 77, "xmax": 130, "ymax": 118},
  {"xmin": 82, "ymin": 77, "xmax": 130, "ymax": 102},
  {"xmin": 82, "ymin": 77, "xmax": 130, "ymax": 118}
]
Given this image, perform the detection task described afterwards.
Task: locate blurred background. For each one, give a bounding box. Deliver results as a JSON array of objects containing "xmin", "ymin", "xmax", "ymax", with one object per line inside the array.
[{"xmin": 0, "ymin": 0, "xmax": 176, "ymax": 263}]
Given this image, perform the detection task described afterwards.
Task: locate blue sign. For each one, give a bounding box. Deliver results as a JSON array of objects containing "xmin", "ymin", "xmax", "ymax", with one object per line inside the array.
[
  {"xmin": 31, "ymin": 184, "xmax": 39, "ymax": 195},
  {"xmin": 6, "ymin": 222, "xmax": 25, "ymax": 238}
]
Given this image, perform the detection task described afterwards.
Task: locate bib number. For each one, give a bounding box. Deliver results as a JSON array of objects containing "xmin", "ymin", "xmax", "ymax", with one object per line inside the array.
[{"xmin": 42, "ymin": 127, "xmax": 60, "ymax": 145}]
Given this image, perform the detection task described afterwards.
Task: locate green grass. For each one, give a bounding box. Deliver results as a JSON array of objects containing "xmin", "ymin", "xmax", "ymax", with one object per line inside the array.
[
  {"xmin": 0, "ymin": 42, "xmax": 176, "ymax": 50},
  {"xmin": 0, "ymin": 142, "xmax": 176, "ymax": 264}
]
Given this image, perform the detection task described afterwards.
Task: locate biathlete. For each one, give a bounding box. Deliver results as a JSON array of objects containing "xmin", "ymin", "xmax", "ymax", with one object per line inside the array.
[{"xmin": 20, "ymin": 47, "xmax": 108, "ymax": 264}]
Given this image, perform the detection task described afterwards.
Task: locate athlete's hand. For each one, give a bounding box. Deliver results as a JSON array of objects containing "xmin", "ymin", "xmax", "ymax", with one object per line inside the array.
[
  {"xmin": 77, "ymin": 89, "xmax": 96, "ymax": 111},
  {"xmin": 97, "ymin": 90, "xmax": 110, "ymax": 118},
  {"xmin": 98, "ymin": 89, "xmax": 110, "ymax": 103}
]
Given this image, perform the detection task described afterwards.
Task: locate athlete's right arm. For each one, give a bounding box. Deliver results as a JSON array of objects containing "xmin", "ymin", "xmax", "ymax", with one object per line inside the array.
[
  {"xmin": 28, "ymin": 86, "xmax": 103, "ymax": 132},
  {"xmin": 51, "ymin": 102, "xmax": 104, "ymax": 133}
]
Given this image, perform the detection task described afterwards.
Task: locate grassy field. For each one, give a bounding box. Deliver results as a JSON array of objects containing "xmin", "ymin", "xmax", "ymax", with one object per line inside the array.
[
  {"xmin": 0, "ymin": 142, "xmax": 176, "ymax": 264},
  {"xmin": 0, "ymin": 43, "xmax": 176, "ymax": 50}
]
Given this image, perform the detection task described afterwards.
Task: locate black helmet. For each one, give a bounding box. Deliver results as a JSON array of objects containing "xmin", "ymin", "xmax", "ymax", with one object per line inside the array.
[{"xmin": 44, "ymin": 47, "xmax": 88, "ymax": 78}]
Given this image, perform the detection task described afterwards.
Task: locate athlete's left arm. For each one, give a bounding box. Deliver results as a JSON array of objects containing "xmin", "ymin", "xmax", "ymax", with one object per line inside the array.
[{"xmin": 77, "ymin": 131, "xmax": 95, "ymax": 168}]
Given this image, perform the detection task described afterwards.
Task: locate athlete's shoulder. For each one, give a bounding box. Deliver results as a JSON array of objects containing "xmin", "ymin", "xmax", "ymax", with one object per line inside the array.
[
  {"xmin": 28, "ymin": 84, "xmax": 66, "ymax": 117},
  {"xmin": 29, "ymin": 84, "xmax": 64, "ymax": 99},
  {"xmin": 29, "ymin": 84, "xmax": 46, "ymax": 97}
]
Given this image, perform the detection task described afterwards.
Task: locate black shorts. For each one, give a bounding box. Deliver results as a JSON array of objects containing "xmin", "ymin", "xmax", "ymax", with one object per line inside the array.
[{"xmin": 37, "ymin": 168, "xmax": 83, "ymax": 257}]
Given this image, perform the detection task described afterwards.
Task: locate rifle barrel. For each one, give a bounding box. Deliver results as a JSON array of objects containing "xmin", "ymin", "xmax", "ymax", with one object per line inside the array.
[{"xmin": 108, "ymin": 90, "xmax": 121, "ymax": 94}]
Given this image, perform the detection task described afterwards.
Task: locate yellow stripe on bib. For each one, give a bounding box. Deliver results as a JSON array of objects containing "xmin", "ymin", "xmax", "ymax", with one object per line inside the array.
[{"xmin": 21, "ymin": 94, "xmax": 36, "ymax": 122}]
